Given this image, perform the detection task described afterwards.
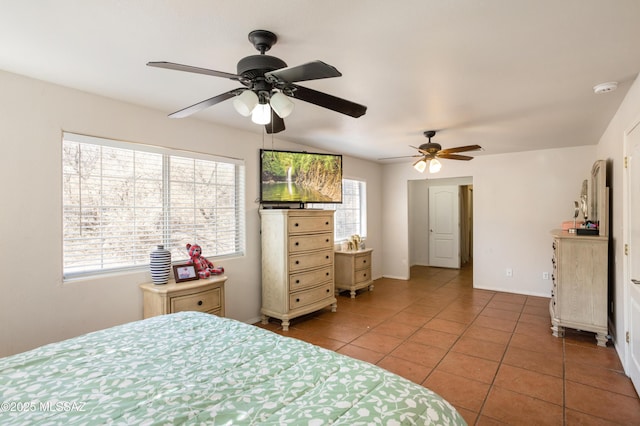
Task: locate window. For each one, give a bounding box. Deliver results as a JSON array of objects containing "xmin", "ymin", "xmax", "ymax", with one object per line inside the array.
[
  {"xmin": 313, "ymin": 178, "xmax": 366, "ymax": 241},
  {"xmin": 62, "ymin": 133, "xmax": 245, "ymax": 279}
]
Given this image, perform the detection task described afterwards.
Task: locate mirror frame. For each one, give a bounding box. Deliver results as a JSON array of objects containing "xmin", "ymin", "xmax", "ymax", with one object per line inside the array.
[{"xmin": 590, "ymin": 160, "xmax": 608, "ymax": 237}]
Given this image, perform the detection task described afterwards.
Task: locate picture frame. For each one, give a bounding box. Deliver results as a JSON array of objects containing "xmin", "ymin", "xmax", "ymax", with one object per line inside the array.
[{"xmin": 173, "ymin": 264, "xmax": 199, "ymax": 283}]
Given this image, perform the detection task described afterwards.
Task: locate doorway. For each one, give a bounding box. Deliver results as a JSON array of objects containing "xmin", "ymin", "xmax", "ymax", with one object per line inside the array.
[
  {"xmin": 624, "ymin": 119, "xmax": 640, "ymax": 392},
  {"xmin": 408, "ymin": 177, "xmax": 474, "ymax": 272}
]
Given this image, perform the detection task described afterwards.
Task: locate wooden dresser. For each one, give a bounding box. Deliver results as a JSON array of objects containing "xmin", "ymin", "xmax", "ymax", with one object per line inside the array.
[
  {"xmin": 260, "ymin": 209, "xmax": 337, "ymax": 330},
  {"xmin": 335, "ymin": 248, "xmax": 373, "ymax": 298},
  {"xmin": 549, "ymin": 230, "xmax": 608, "ymax": 346},
  {"xmin": 140, "ymin": 275, "xmax": 226, "ymax": 318}
]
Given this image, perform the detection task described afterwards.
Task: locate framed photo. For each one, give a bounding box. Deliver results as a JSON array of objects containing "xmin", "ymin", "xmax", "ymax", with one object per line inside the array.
[{"xmin": 173, "ymin": 264, "xmax": 199, "ymax": 283}]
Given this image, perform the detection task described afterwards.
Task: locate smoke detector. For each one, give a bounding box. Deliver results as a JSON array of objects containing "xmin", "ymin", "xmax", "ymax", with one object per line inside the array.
[{"xmin": 593, "ymin": 81, "xmax": 618, "ymax": 94}]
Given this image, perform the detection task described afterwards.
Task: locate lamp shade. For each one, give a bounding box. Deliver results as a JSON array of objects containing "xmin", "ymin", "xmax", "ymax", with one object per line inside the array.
[
  {"xmin": 270, "ymin": 92, "xmax": 294, "ymax": 118},
  {"xmin": 251, "ymin": 103, "xmax": 271, "ymax": 125},
  {"xmin": 233, "ymin": 90, "xmax": 258, "ymax": 117},
  {"xmin": 429, "ymin": 158, "xmax": 442, "ymax": 173},
  {"xmin": 413, "ymin": 158, "xmax": 427, "ymax": 173}
]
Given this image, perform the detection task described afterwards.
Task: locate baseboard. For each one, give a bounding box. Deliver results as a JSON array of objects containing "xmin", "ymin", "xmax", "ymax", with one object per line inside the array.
[
  {"xmin": 244, "ymin": 316, "xmax": 263, "ymax": 326},
  {"xmin": 473, "ymin": 284, "xmax": 551, "ymax": 299},
  {"xmin": 381, "ymin": 274, "xmax": 409, "ymax": 280}
]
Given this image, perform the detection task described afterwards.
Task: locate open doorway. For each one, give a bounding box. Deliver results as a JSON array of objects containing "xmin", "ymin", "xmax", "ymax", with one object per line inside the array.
[{"xmin": 408, "ymin": 177, "xmax": 473, "ymax": 274}]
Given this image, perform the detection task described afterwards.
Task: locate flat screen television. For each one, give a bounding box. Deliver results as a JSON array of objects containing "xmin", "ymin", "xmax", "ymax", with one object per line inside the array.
[{"xmin": 260, "ymin": 149, "xmax": 342, "ymax": 205}]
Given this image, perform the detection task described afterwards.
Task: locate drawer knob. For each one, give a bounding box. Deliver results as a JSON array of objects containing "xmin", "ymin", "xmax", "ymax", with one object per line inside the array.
[
  {"xmin": 296, "ymin": 279, "xmax": 300, "ymax": 284},
  {"xmin": 296, "ymin": 298, "xmax": 300, "ymax": 302},
  {"xmin": 364, "ymin": 273, "xmax": 367, "ymax": 277},
  {"xmin": 326, "ymin": 289, "xmax": 330, "ymax": 293},
  {"xmin": 296, "ymin": 260, "xmax": 300, "ymax": 264},
  {"xmin": 363, "ymin": 260, "xmax": 367, "ymax": 263},
  {"xmin": 295, "ymin": 242, "xmax": 299, "ymax": 246},
  {"xmin": 325, "ymin": 221, "xmax": 329, "ymax": 225},
  {"xmin": 326, "ymin": 255, "xmax": 329, "ymax": 259},
  {"xmin": 326, "ymin": 239, "xmax": 329, "ymax": 243},
  {"xmin": 295, "ymin": 223, "xmax": 299, "ymax": 227},
  {"xmin": 326, "ymin": 272, "xmax": 329, "ymax": 276},
  {"xmin": 197, "ymin": 300, "xmax": 203, "ymax": 306}
]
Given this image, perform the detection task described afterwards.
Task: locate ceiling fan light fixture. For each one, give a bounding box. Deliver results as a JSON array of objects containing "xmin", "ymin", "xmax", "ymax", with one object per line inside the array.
[
  {"xmin": 270, "ymin": 91, "xmax": 294, "ymax": 118},
  {"xmin": 233, "ymin": 90, "xmax": 258, "ymax": 116},
  {"xmin": 429, "ymin": 158, "xmax": 442, "ymax": 173},
  {"xmin": 251, "ymin": 102, "xmax": 271, "ymax": 125},
  {"xmin": 413, "ymin": 158, "xmax": 428, "ymax": 173}
]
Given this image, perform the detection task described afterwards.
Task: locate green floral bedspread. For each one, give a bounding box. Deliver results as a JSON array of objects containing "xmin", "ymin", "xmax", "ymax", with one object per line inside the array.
[{"xmin": 0, "ymin": 312, "xmax": 465, "ymax": 425}]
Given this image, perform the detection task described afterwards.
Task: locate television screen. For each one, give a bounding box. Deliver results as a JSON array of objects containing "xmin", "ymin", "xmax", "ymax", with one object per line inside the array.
[{"xmin": 260, "ymin": 149, "xmax": 343, "ymax": 204}]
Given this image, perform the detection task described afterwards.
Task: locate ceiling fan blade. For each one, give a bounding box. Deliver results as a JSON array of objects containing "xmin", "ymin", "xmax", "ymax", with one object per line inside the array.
[
  {"xmin": 438, "ymin": 144, "xmax": 483, "ymax": 154},
  {"xmin": 378, "ymin": 154, "xmax": 422, "ymax": 160},
  {"xmin": 266, "ymin": 60, "xmax": 341, "ymax": 83},
  {"xmin": 147, "ymin": 61, "xmax": 243, "ymax": 81},
  {"xmin": 265, "ymin": 113, "xmax": 285, "ymax": 134},
  {"xmin": 287, "ymin": 84, "xmax": 367, "ymax": 118},
  {"xmin": 437, "ymin": 153, "xmax": 475, "ymax": 161},
  {"xmin": 168, "ymin": 89, "xmax": 240, "ymax": 118}
]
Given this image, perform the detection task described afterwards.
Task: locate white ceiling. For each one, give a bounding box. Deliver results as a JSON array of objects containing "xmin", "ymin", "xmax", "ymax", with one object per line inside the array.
[{"xmin": 1, "ymin": 0, "xmax": 639, "ymax": 162}]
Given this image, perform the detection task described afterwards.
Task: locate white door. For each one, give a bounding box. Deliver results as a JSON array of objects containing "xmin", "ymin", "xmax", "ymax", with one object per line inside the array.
[
  {"xmin": 429, "ymin": 185, "xmax": 460, "ymax": 268},
  {"xmin": 626, "ymin": 121, "xmax": 640, "ymax": 392}
]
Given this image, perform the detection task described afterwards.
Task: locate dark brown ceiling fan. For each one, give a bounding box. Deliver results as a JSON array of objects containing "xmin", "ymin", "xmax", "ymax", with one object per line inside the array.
[
  {"xmin": 147, "ymin": 29, "xmax": 367, "ymax": 134},
  {"xmin": 380, "ymin": 130, "xmax": 482, "ymax": 172}
]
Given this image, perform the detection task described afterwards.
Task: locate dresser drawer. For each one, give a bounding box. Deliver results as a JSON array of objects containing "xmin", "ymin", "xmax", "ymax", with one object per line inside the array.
[
  {"xmin": 288, "ymin": 215, "xmax": 334, "ymax": 234},
  {"xmin": 289, "ymin": 233, "xmax": 333, "ymax": 253},
  {"xmin": 354, "ymin": 267, "xmax": 371, "ymax": 284},
  {"xmin": 289, "ymin": 250, "xmax": 333, "ymax": 272},
  {"xmin": 171, "ymin": 287, "xmax": 221, "ymax": 313},
  {"xmin": 354, "ymin": 253, "xmax": 371, "ymax": 270},
  {"xmin": 290, "ymin": 266, "xmax": 333, "ymax": 292},
  {"xmin": 289, "ymin": 283, "xmax": 333, "ymax": 309}
]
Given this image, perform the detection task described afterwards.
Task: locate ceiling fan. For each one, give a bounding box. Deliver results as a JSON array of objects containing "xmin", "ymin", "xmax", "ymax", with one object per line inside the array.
[
  {"xmin": 147, "ymin": 29, "xmax": 367, "ymax": 134},
  {"xmin": 381, "ymin": 130, "xmax": 482, "ymax": 173}
]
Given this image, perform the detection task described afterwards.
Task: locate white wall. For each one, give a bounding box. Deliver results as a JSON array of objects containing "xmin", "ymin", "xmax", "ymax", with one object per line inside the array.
[
  {"xmin": 595, "ymin": 72, "xmax": 640, "ymax": 371},
  {"xmin": 408, "ymin": 179, "xmax": 429, "ymax": 266},
  {"xmin": 383, "ymin": 145, "xmax": 596, "ymax": 296},
  {"xmin": 0, "ymin": 70, "xmax": 383, "ymax": 357}
]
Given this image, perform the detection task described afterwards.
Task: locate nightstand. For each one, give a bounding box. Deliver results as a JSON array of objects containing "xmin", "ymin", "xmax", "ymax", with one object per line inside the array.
[
  {"xmin": 140, "ymin": 275, "xmax": 226, "ymax": 318},
  {"xmin": 335, "ymin": 248, "xmax": 373, "ymax": 298}
]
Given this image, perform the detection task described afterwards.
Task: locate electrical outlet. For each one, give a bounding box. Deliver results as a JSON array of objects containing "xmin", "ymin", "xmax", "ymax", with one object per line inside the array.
[
  {"xmin": 542, "ymin": 272, "xmax": 550, "ymax": 280},
  {"xmin": 506, "ymin": 268, "xmax": 513, "ymax": 277}
]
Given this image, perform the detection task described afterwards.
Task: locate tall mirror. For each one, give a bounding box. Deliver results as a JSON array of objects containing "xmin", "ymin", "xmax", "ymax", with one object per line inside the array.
[
  {"xmin": 580, "ymin": 179, "xmax": 588, "ymax": 221},
  {"xmin": 590, "ymin": 160, "xmax": 608, "ymax": 237}
]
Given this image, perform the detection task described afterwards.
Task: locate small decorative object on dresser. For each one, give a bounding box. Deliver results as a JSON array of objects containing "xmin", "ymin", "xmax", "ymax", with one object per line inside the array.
[
  {"xmin": 172, "ymin": 263, "xmax": 199, "ymax": 283},
  {"xmin": 140, "ymin": 275, "xmax": 227, "ymax": 318},
  {"xmin": 335, "ymin": 248, "xmax": 374, "ymax": 298},
  {"xmin": 349, "ymin": 234, "xmax": 362, "ymax": 250},
  {"xmin": 186, "ymin": 243, "xmax": 224, "ymax": 278},
  {"xmin": 149, "ymin": 244, "xmax": 171, "ymax": 285}
]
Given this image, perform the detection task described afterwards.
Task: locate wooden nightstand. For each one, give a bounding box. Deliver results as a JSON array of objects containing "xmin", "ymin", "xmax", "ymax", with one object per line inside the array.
[
  {"xmin": 335, "ymin": 248, "xmax": 373, "ymax": 298},
  {"xmin": 139, "ymin": 275, "xmax": 226, "ymax": 318}
]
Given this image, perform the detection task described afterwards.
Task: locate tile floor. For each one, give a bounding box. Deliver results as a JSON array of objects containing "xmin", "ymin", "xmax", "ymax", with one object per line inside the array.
[{"xmin": 256, "ymin": 264, "xmax": 640, "ymax": 425}]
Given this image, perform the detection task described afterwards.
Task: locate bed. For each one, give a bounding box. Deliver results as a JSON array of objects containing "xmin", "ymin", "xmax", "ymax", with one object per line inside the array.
[{"xmin": 0, "ymin": 311, "xmax": 465, "ymax": 425}]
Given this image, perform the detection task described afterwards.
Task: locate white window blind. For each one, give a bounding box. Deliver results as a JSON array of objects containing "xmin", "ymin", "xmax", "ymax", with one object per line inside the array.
[
  {"xmin": 62, "ymin": 132, "xmax": 245, "ymax": 279},
  {"xmin": 312, "ymin": 178, "xmax": 366, "ymax": 241}
]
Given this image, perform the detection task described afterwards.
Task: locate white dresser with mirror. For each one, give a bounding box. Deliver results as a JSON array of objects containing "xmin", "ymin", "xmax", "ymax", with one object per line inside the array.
[{"xmin": 549, "ymin": 160, "xmax": 610, "ymax": 346}]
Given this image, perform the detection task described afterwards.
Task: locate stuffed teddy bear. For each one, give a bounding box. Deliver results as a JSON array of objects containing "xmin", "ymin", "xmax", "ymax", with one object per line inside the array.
[{"xmin": 186, "ymin": 243, "xmax": 224, "ymax": 278}]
